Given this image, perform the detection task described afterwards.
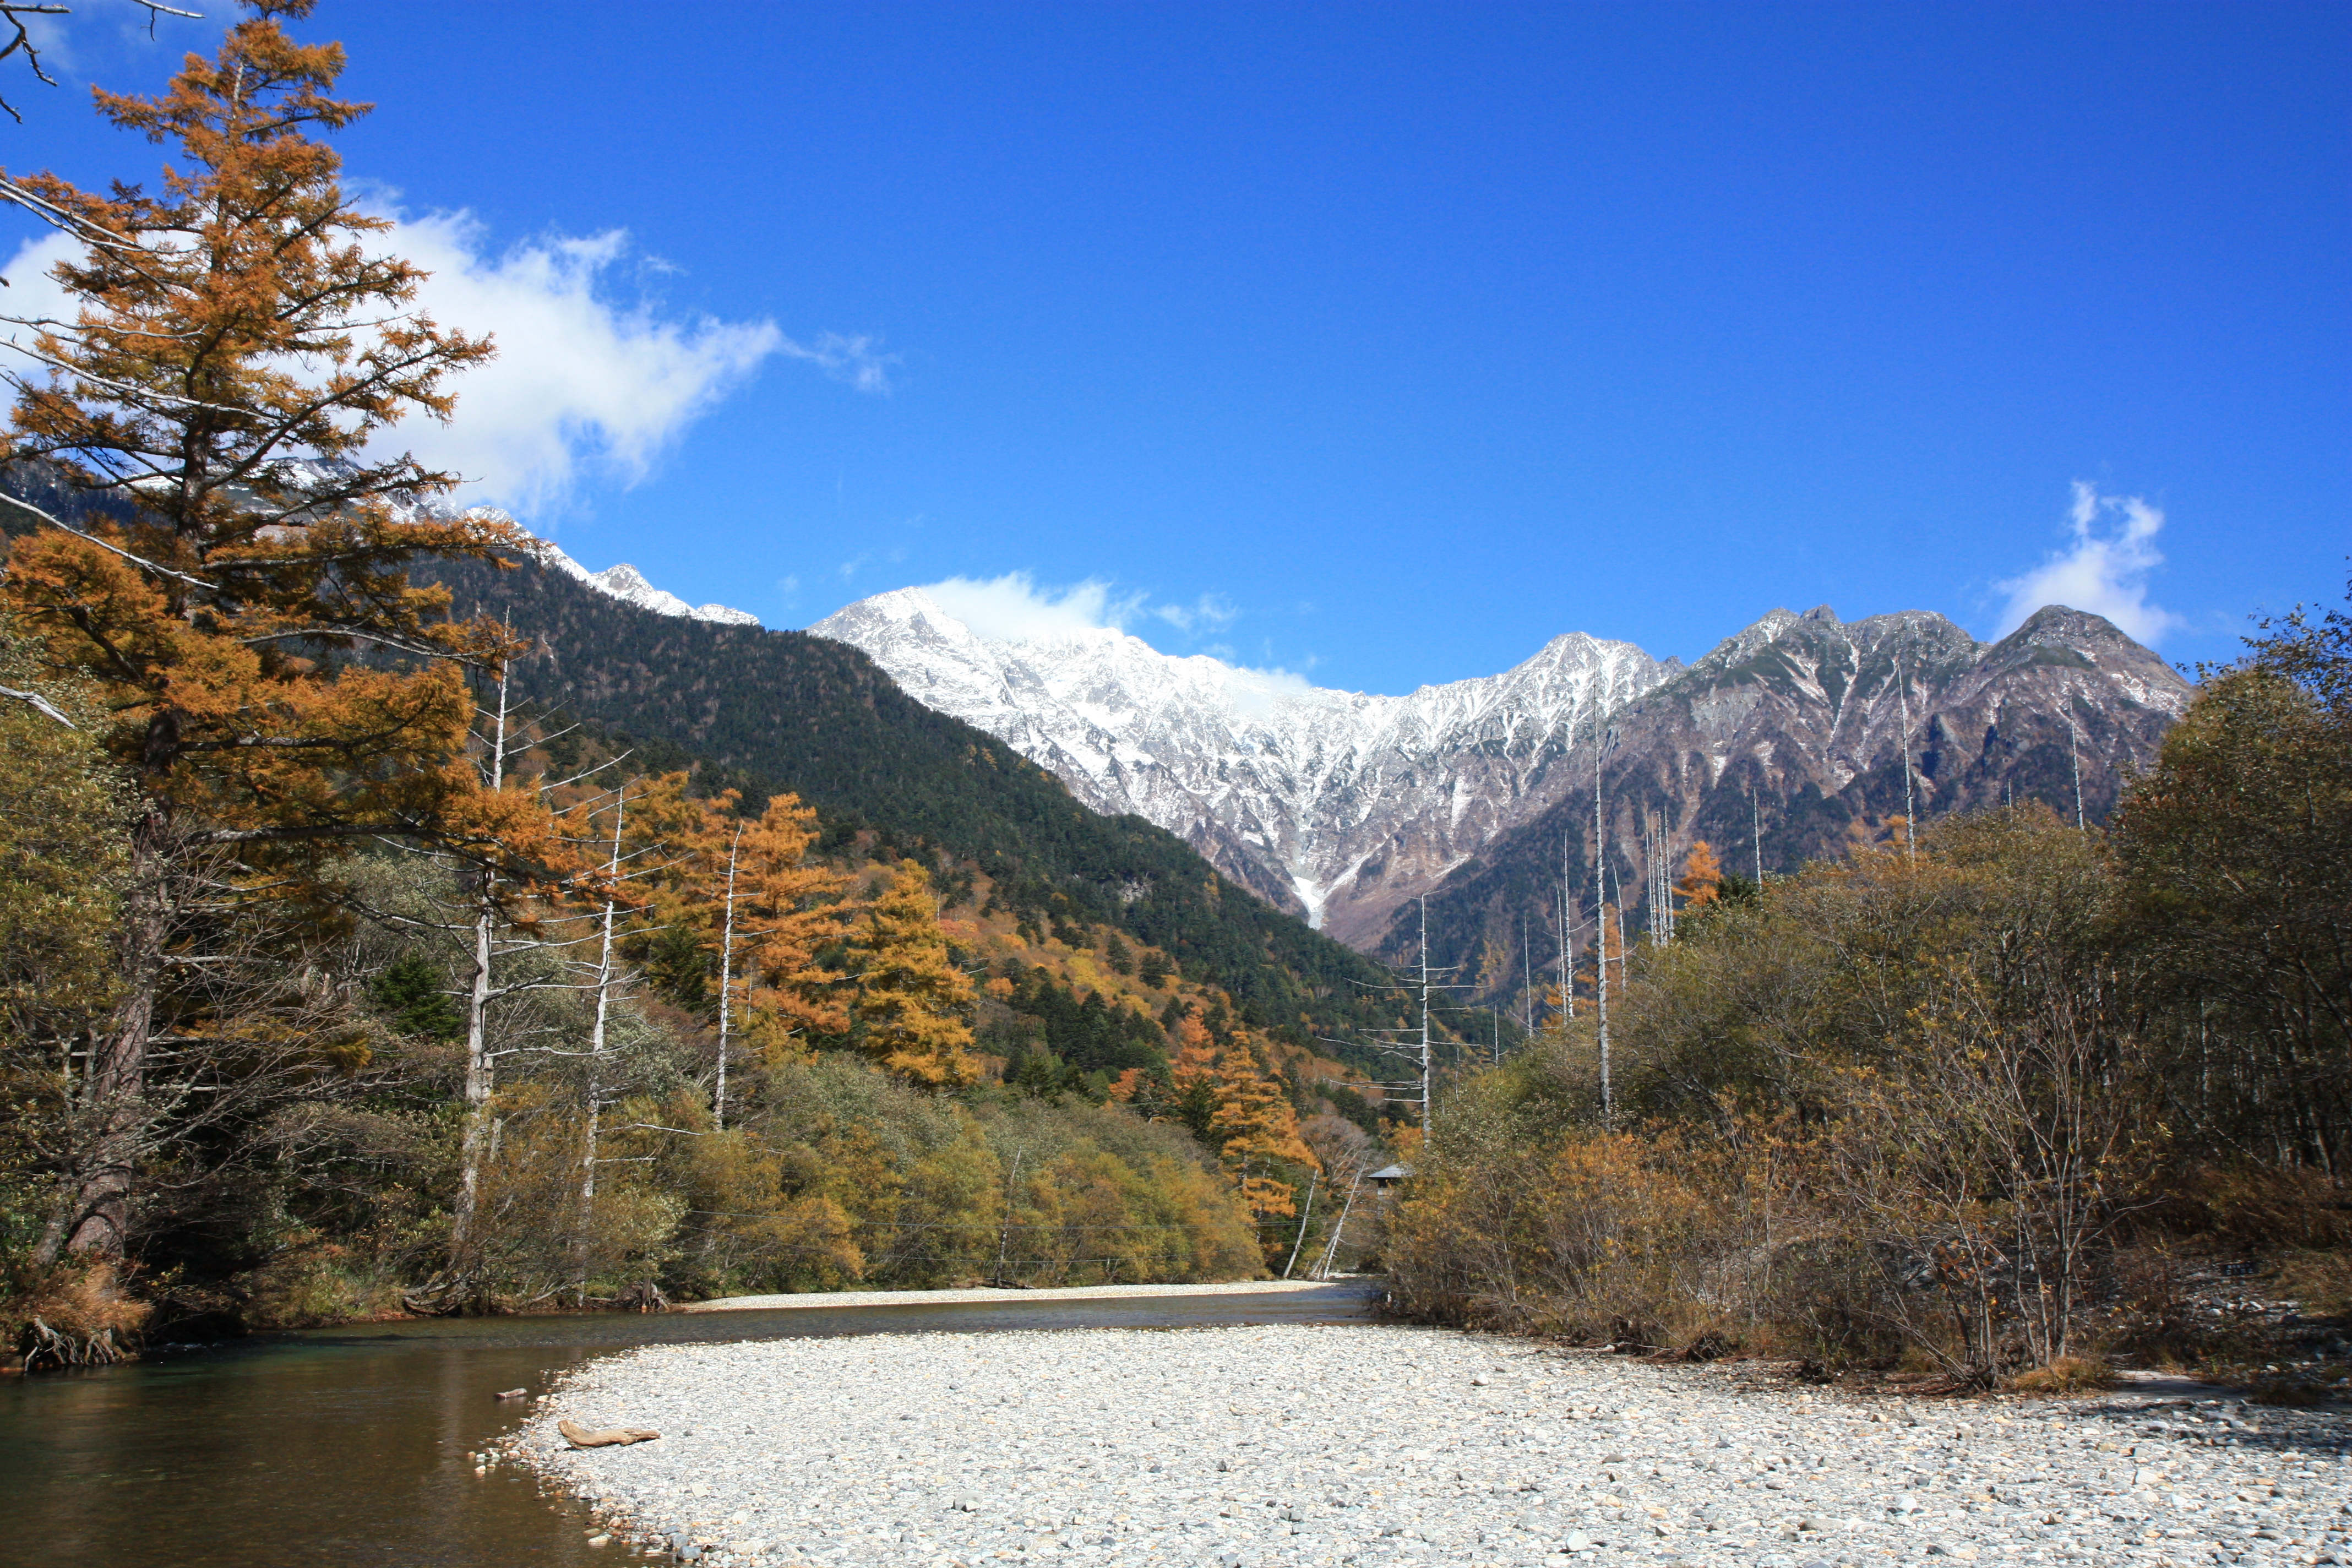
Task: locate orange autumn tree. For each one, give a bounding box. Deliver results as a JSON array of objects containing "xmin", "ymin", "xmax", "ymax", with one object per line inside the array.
[
  {"xmin": 1675, "ymin": 841, "xmax": 1725, "ymax": 911},
  {"xmin": 0, "ymin": 3, "xmax": 538, "ymax": 1263},
  {"xmin": 627, "ymin": 778, "xmax": 848, "ymax": 1118},
  {"xmin": 843, "ymin": 861, "xmax": 979, "ymax": 1087},
  {"xmin": 1167, "ymin": 1007, "xmax": 1317, "ymax": 1221}
]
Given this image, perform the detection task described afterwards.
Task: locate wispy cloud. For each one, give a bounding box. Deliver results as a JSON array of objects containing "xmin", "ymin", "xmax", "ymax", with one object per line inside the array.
[
  {"xmin": 1153, "ymin": 592, "xmax": 1239, "ymax": 634},
  {"xmin": 1994, "ymin": 481, "xmax": 2185, "ymax": 646},
  {"xmin": 781, "ymin": 331, "xmax": 898, "ymax": 394},
  {"xmin": 839, "ymin": 546, "xmax": 909, "ymax": 581},
  {"xmin": 9, "ymin": 0, "xmax": 225, "ymax": 81}
]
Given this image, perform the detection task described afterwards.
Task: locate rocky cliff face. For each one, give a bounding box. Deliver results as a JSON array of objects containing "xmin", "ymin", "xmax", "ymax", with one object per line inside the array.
[
  {"xmin": 812, "ymin": 589, "xmax": 2192, "ymax": 954},
  {"xmin": 1393, "ymin": 601, "xmax": 2192, "ymax": 975}
]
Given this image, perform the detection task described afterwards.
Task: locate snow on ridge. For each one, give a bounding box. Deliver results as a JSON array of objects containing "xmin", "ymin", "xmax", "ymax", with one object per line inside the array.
[
  {"xmin": 810, "ymin": 590, "xmax": 1672, "ymax": 932},
  {"xmin": 529, "ymin": 540, "xmax": 760, "ymax": 627}
]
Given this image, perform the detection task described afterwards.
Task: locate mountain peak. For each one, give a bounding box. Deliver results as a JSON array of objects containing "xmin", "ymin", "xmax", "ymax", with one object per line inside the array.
[
  {"xmin": 528, "ymin": 541, "xmax": 759, "ymax": 627},
  {"xmin": 815, "ymin": 588, "xmax": 1671, "ymax": 938}
]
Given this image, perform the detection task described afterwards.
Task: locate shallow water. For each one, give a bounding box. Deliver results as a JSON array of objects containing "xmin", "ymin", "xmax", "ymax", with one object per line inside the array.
[{"xmin": 0, "ymin": 1283, "xmax": 1377, "ymax": 1568}]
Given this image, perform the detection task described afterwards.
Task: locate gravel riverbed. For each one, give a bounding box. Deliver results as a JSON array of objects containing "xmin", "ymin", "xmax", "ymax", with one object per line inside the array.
[{"xmin": 510, "ymin": 1324, "xmax": 2351, "ymax": 1568}]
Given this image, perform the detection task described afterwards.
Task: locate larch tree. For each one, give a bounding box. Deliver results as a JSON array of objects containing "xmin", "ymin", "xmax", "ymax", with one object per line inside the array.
[
  {"xmin": 1166, "ymin": 1007, "xmax": 1316, "ymax": 1221},
  {"xmin": 1675, "ymin": 841, "xmax": 1724, "ymax": 911},
  {"xmin": 1166, "ymin": 1007, "xmax": 1223, "ymax": 1139},
  {"xmin": 0, "ymin": 3, "xmax": 542, "ymax": 1264},
  {"xmin": 609, "ymin": 776, "xmax": 848, "ymax": 1118},
  {"xmin": 709, "ymin": 792, "xmax": 847, "ymax": 1097},
  {"xmin": 1206, "ymin": 1034, "xmax": 1317, "ymax": 1221},
  {"xmin": 843, "ymin": 861, "xmax": 979, "ymax": 1087}
]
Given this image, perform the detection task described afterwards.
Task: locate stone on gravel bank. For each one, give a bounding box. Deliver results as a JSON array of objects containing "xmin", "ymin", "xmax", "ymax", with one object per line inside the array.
[{"xmin": 509, "ymin": 1324, "xmax": 2352, "ymax": 1568}]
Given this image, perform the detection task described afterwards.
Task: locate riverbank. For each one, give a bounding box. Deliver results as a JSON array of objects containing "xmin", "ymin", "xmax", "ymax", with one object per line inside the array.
[
  {"xmin": 515, "ymin": 1324, "xmax": 2351, "ymax": 1567},
  {"xmin": 678, "ymin": 1280, "xmax": 1351, "ymax": 1313}
]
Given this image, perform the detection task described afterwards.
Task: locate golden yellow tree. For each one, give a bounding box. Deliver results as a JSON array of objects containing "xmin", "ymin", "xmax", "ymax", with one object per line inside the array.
[
  {"xmin": 842, "ymin": 861, "xmax": 979, "ymax": 1086},
  {"xmin": 623, "ymin": 777, "xmax": 846, "ymax": 1115},
  {"xmin": 1675, "ymin": 841, "xmax": 1725, "ymax": 910},
  {"xmin": 1206, "ymin": 1033, "xmax": 1317, "ymax": 1219},
  {"xmin": 1166, "ymin": 1007, "xmax": 1315, "ymax": 1219}
]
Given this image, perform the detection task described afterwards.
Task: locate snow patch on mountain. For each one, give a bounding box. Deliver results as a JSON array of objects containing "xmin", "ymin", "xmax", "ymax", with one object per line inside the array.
[
  {"xmin": 532, "ymin": 542, "xmax": 759, "ymax": 627},
  {"xmin": 811, "ymin": 587, "xmax": 1672, "ymax": 938}
]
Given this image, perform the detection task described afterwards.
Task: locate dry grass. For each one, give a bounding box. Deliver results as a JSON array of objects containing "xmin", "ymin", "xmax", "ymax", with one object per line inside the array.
[
  {"xmin": 2006, "ymin": 1355, "xmax": 2117, "ymax": 1395},
  {"xmin": 238, "ymin": 1248, "xmax": 410, "ymax": 1329},
  {"xmin": 7, "ymin": 1262, "xmax": 153, "ymax": 1370},
  {"xmin": 2271, "ymin": 1249, "xmax": 2352, "ymax": 1317}
]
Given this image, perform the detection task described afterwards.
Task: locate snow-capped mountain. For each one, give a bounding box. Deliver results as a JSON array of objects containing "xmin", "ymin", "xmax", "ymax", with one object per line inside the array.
[
  {"xmin": 814, "ymin": 590, "xmax": 2194, "ymax": 949},
  {"xmin": 1406, "ymin": 600, "xmax": 2193, "ymax": 971},
  {"xmin": 532, "ymin": 542, "xmax": 759, "ymax": 627},
  {"xmin": 812, "ymin": 589, "xmax": 1673, "ymax": 941}
]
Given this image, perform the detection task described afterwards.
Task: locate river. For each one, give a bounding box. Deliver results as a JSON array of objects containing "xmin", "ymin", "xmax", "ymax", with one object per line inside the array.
[{"xmin": 0, "ymin": 1283, "xmax": 1377, "ymax": 1568}]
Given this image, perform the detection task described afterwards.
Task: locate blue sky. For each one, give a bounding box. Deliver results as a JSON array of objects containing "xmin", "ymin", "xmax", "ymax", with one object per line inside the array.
[{"xmin": 4, "ymin": 1, "xmax": 2346, "ymax": 690}]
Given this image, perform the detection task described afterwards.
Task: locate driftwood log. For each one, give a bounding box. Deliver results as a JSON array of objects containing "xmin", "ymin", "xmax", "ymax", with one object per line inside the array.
[{"xmin": 558, "ymin": 1419, "xmax": 661, "ymax": 1449}]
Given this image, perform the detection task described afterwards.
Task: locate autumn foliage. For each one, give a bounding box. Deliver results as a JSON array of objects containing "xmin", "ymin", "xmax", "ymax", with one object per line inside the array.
[{"xmin": 1387, "ymin": 601, "xmax": 2352, "ymax": 1387}]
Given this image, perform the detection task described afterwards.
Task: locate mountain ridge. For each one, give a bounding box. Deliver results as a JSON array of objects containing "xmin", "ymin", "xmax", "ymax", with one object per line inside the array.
[
  {"xmin": 813, "ymin": 587, "xmax": 1675, "ymax": 940},
  {"xmin": 1392, "ymin": 599, "xmax": 2192, "ymax": 986},
  {"xmin": 812, "ymin": 587, "xmax": 2193, "ymax": 952},
  {"xmin": 529, "ymin": 539, "xmax": 761, "ymax": 627}
]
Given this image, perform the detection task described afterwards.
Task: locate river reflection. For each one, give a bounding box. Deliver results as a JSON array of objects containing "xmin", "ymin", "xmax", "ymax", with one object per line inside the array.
[{"xmin": 0, "ymin": 1283, "xmax": 1376, "ymax": 1568}]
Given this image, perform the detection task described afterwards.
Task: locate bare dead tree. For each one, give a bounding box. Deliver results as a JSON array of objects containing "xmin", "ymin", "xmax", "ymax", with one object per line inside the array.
[{"xmin": 0, "ymin": 4, "xmax": 202, "ymax": 126}]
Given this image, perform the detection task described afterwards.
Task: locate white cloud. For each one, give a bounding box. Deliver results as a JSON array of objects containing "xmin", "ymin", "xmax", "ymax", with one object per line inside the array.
[
  {"xmin": 912, "ymin": 571, "xmax": 1316, "ymax": 689},
  {"xmin": 1994, "ymin": 481, "xmax": 2185, "ymax": 646},
  {"xmin": 362, "ymin": 211, "xmax": 783, "ymax": 512},
  {"xmin": 0, "ymin": 231, "xmax": 83, "ymax": 333},
  {"xmin": 920, "ymin": 572, "xmax": 1146, "ymax": 643},
  {"xmin": 780, "ymin": 331, "xmax": 897, "ymax": 394},
  {"xmin": 0, "ymin": 206, "xmax": 890, "ymax": 516}
]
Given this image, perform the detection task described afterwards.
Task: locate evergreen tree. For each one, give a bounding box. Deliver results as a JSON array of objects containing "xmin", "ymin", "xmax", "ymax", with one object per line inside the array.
[{"xmin": 366, "ymin": 953, "xmax": 464, "ymax": 1041}]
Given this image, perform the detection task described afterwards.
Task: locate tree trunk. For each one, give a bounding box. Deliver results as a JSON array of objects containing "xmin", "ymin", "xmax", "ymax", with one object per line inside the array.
[
  {"xmin": 574, "ymin": 798, "xmax": 625, "ymax": 1305},
  {"xmin": 450, "ymin": 662, "xmax": 511, "ymax": 1264},
  {"xmin": 450, "ymin": 865, "xmax": 497, "ymax": 1258},
  {"xmin": 39, "ymin": 810, "xmax": 171, "ymax": 1265}
]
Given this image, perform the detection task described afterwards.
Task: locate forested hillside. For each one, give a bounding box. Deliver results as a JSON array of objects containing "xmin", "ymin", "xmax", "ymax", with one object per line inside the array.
[{"xmin": 419, "ymin": 554, "xmax": 1405, "ymax": 1055}]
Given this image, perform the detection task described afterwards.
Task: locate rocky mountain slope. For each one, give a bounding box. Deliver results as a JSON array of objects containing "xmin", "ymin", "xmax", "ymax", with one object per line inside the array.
[
  {"xmin": 812, "ymin": 589, "xmax": 1672, "ymax": 943},
  {"xmin": 813, "ymin": 590, "xmax": 2192, "ymax": 952},
  {"xmin": 1402, "ymin": 601, "xmax": 2191, "ymax": 981}
]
